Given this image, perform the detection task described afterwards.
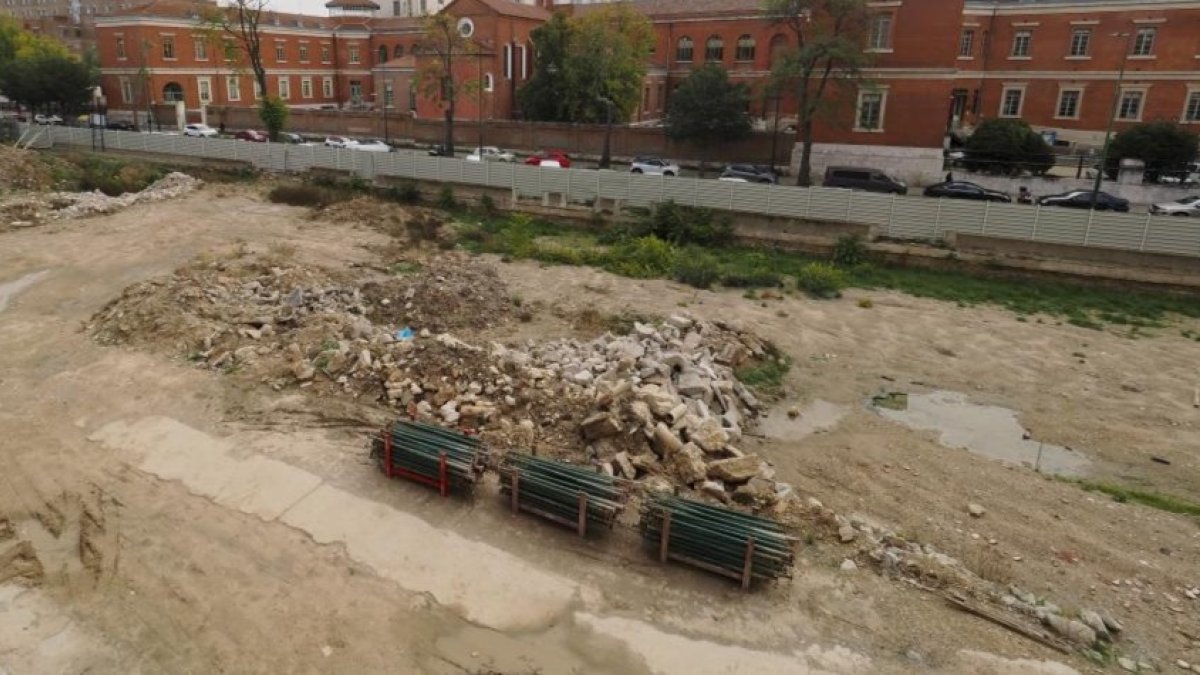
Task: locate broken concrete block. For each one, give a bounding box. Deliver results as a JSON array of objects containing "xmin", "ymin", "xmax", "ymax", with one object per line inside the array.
[
  {"xmin": 706, "ymin": 454, "xmax": 760, "ymax": 483},
  {"xmin": 580, "ymin": 412, "xmax": 622, "ymax": 440},
  {"xmin": 651, "ymin": 422, "xmax": 684, "ymax": 457},
  {"xmin": 669, "ymin": 442, "xmax": 707, "ymax": 485},
  {"xmin": 689, "ymin": 418, "xmax": 730, "ymax": 453},
  {"xmin": 612, "ymin": 451, "xmax": 637, "ymax": 479}
]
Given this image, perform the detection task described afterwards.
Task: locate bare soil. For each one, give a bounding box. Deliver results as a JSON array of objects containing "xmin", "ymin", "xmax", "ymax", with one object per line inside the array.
[{"xmin": 2, "ymin": 183, "xmax": 1199, "ymax": 674}]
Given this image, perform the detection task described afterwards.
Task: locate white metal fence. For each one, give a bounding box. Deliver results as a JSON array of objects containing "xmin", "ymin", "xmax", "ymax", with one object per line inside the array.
[{"xmin": 39, "ymin": 126, "xmax": 1200, "ymax": 259}]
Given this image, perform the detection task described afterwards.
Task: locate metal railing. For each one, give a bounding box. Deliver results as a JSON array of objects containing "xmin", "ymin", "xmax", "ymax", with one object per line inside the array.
[{"xmin": 37, "ymin": 126, "xmax": 1200, "ymax": 259}]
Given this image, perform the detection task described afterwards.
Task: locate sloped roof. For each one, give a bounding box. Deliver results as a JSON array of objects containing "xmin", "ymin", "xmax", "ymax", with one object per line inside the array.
[
  {"xmin": 325, "ymin": 0, "xmax": 380, "ymax": 9},
  {"xmin": 459, "ymin": 0, "xmax": 552, "ymax": 21},
  {"xmin": 118, "ymin": 0, "xmax": 332, "ymax": 27},
  {"xmin": 576, "ymin": 0, "xmax": 764, "ymax": 18}
]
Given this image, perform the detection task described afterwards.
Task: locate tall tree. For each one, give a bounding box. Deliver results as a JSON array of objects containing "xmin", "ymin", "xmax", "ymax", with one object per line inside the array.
[
  {"xmin": 666, "ymin": 64, "xmax": 752, "ymax": 172},
  {"xmin": 1107, "ymin": 122, "xmax": 1200, "ymax": 182},
  {"xmin": 562, "ymin": 3, "xmax": 653, "ymax": 124},
  {"xmin": 764, "ymin": 0, "xmax": 871, "ymax": 186},
  {"xmin": 202, "ymin": 1, "xmax": 287, "ymax": 139},
  {"xmin": 416, "ymin": 12, "xmax": 480, "ymax": 156},
  {"xmin": 517, "ymin": 12, "xmax": 572, "ymax": 122},
  {"xmin": 0, "ymin": 51, "xmax": 95, "ymax": 113}
]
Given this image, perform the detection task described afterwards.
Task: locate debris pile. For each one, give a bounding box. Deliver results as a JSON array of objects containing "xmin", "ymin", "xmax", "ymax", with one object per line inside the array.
[
  {"xmin": 90, "ymin": 248, "xmax": 793, "ymax": 508},
  {"xmin": 0, "ymin": 144, "xmax": 58, "ymax": 191},
  {"xmin": 1, "ymin": 172, "xmax": 201, "ymax": 228}
]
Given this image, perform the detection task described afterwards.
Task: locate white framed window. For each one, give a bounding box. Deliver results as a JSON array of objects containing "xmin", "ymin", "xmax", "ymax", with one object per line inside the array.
[
  {"xmin": 161, "ymin": 34, "xmax": 175, "ymax": 59},
  {"xmin": 1055, "ymin": 88, "xmax": 1082, "ymax": 119},
  {"xmin": 119, "ymin": 76, "xmax": 133, "ymax": 103},
  {"xmin": 1132, "ymin": 27, "xmax": 1155, "ymax": 57},
  {"xmin": 1069, "ymin": 29, "xmax": 1090, "ymax": 57},
  {"xmin": 226, "ymin": 75, "xmax": 240, "ymax": 102},
  {"xmin": 1184, "ymin": 90, "xmax": 1200, "ymax": 123},
  {"xmin": 999, "ymin": 86, "xmax": 1025, "ymax": 118},
  {"xmin": 301, "ymin": 76, "xmax": 312, "ymax": 99},
  {"xmin": 483, "ymin": 72, "xmax": 493, "ymax": 92},
  {"xmin": 854, "ymin": 87, "xmax": 887, "ymax": 132},
  {"xmin": 320, "ymin": 44, "xmax": 331, "ymax": 63},
  {"xmin": 348, "ymin": 44, "xmax": 360, "ymax": 64},
  {"xmin": 503, "ymin": 43, "xmax": 511, "ymax": 79},
  {"xmin": 959, "ymin": 29, "xmax": 974, "ymax": 58},
  {"xmin": 1117, "ymin": 89, "xmax": 1144, "ymax": 121},
  {"xmin": 197, "ymin": 77, "xmax": 211, "ymax": 104},
  {"xmin": 115, "ymin": 35, "xmax": 126, "ymax": 59},
  {"xmin": 275, "ymin": 41, "xmax": 286, "ymax": 62},
  {"xmin": 253, "ymin": 79, "xmax": 262, "ymax": 100},
  {"xmin": 322, "ymin": 76, "xmax": 334, "ymax": 98},
  {"xmin": 193, "ymin": 37, "xmax": 207, "ymax": 60},
  {"xmin": 278, "ymin": 76, "xmax": 290, "ymax": 100},
  {"xmin": 868, "ymin": 13, "xmax": 893, "ymax": 51},
  {"xmin": 1011, "ymin": 30, "xmax": 1031, "ymax": 58},
  {"xmin": 299, "ymin": 43, "xmax": 309, "ymax": 61}
]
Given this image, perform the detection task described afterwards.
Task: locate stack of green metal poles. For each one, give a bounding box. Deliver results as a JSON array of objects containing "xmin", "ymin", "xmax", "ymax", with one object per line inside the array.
[
  {"xmin": 388, "ymin": 420, "xmax": 484, "ymax": 486},
  {"xmin": 499, "ymin": 453, "xmax": 629, "ymax": 529},
  {"xmin": 640, "ymin": 493, "xmax": 795, "ymax": 581}
]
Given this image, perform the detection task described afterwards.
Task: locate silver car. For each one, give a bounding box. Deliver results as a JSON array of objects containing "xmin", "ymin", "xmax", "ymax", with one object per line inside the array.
[
  {"xmin": 1150, "ymin": 195, "xmax": 1200, "ymax": 217},
  {"xmin": 631, "ymin": 157, "xmax": 680, "ymax": 176}
]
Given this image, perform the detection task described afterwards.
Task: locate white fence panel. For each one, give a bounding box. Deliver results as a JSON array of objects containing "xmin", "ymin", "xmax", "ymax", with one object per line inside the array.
[
  {"xmin": 486, "ymin": 162, "xmax": 514, "ymax": 190},
  {"xmin": 284, "ymin": 145, "xmax": 316, "ymax": 173},
  {"xmin": 1026, "ymin": 208, "xmax": 1085, "ymax": 245},
  {"xmin": 888, "ymin": 198, "xmax": 939, "ymax": 240},
  {"xmin": 1083, "ymin": 212, "xmax": 1148, "ymax": 250},
  {"xmin": 539, "ymin": 166, "xmax": 570, "ymax": 196},
  {"xmin": 438, "ymin": 157, "xmax": 463, "ymax": 183},
  {"xmin": 731, "ymin": 183, "xmax": 772, "ymax": 215},
  {"xmin": 767, "ymin": 186, "xmax": 809, "ymax": 219},
  {"xmin": 982, "ymin": 205, "xmax": 1035, "ymax": 240},
  {"xmin": 310, "ymin": 145, "xmax": 339, "ymax": 171},
  {"xmin": 1142, "ymin": 216, "xmax": 1200, "ymax": 256},
  {"xmin": 662, "ymin": 177, "xmax": 698, "ymax": 206},
  {"xmin": 935, "ymin": 200, "xmax": 988, "ymax": 236},
  {"xmin": 807, "ymin": 188, "xmax": 853, "ymax": 222},
  {"xmin": 694, "ymin": 180, "xmax": 735, "ymax": 210},
  {"xmin": 566, "ymin": 168, "xmax": 598, "ymax": 203},
  {"xmin": 627, "ymin": 174, "xmax": 662, "ymax": 208},
  {"xmin": 598, "ymin": 171, "xmax": 628, "ymax": 202},
  {"xmin": 460, "ymin": 160, "xmax": 487, "ymax": 186},
  {"xmin": 512, "ymin": 164, "xmax": 541, "ymax": 197},
  {"xmin": 847, "ymin": 192, "xmax": 894, "ymax": 227}
]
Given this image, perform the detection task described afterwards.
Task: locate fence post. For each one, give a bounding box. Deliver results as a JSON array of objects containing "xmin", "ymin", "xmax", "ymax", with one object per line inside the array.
[
  {"xmin": 1083, "ymin": 209, "xmax": 1095, "ymax": 246},
  {"xmin": 888, "ymin": 194, "xmax": 896, "ymax": 235},
  {"xmin": 765, "ymin": 184, "xmax": 772, "ymax": 215},
  {"xmin": 934, "ymin": 199, "xmax": 944, "ymax": 240},
  {"xmin": 844, "ymin": 192, "xmax": 852, "ymax": 222},
  {"xmin": 1030, "ymin": 204, "xmax": 1040, "ymax": 241},
  {"xmin": 981, "ymin": 200, "xmax": 991, "ymax": 237},
  {"xmin": 1139, "ymin": 215, "xmax": 1151, "ymax": 252},
  {"xmin": 729, "ymin": 183, "xmax": 735, "ymax": 211},
  {"xmin": 804, "ymin": 187, "xmax": 812, "ymax": 219}
]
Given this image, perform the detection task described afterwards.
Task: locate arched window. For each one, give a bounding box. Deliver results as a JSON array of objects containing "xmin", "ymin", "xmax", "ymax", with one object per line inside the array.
[
  {"xmin": 162, "ymin": 82, "xmax": 184, "ymax": 102},
  {"xmin": 377, "ymin": 45, "xmax": 388, "ymax": 63},
  {"xmin": 769, "ymin": 33, "xmax": 788, "ymax": 67},
  {"xmin": 736, "ymin": 34, "xmax": 756, "ymax": 61},
  {"xmin": 676, "ymin": 36, "xmax": 693, "ymax": 62},
  {"xmin": 393, "ymin": 44, "xmax": 404, "ymax": 58},
  {"xmin": 705, "ymin": 35, "xmax": 724, "ymax": 62},
  {"xmin": 483, "ymin": 73, "xmax": 494, "ymax": 92}
]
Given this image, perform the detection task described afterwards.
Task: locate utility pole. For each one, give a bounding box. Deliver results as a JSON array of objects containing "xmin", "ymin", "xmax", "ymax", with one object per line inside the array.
[
  {"xmin": 477, "ymin": 47, "xmax": 484, "ymax": 153},
  {"xmin": 1091, "ymin": 31, "xmax": 1132, "ymax": 210}
]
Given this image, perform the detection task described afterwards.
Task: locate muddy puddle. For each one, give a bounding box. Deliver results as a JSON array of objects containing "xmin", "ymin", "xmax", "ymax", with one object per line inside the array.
[
  {"xmin": 0, "ymin": 270, "xmax": 50, "ymax": 314},
  {"xmin": 759, "ymin": 400, "xmax": 848, "ymax": 441},
  {"xmin": 873, "ymin": 390, "xmax": 1090, "ymax": 476}
]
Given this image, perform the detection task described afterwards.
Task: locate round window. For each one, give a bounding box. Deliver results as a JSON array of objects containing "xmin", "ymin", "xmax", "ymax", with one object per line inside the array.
[{"xmin": 457, "ymin": 17, "xmax": 474, "ymax": 38}]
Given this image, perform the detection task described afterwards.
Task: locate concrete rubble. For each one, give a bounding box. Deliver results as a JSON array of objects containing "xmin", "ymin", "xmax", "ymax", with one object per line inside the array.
[{"xmin": 2, "ymin": 172, "xmax": 201, "ymax": 228}]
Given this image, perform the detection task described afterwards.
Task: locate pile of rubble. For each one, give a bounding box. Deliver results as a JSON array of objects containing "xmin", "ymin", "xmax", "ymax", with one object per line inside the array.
[
  {"xmin": 90, "ymin": 249, "xmax": 795, "ymax": 508},
  {"xmin": 1, "ymin": 172, "xmax": 201, "ymax": 229},
  {"xmin": 0, "ymin": 144, "xmax": 58, "ymax": 192}
]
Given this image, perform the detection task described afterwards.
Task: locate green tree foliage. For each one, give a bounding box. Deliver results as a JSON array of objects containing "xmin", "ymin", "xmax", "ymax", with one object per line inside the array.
[
  {"xmin": 963, "ymin": 119, "xmax": 1054, "ymax": 176},
  {"xmin": 1106, "ymin": 122, "xmax": 1200, "ymax": 181},
  {"xmin": 258, "ymin": 95, "xmax": 289, "ymax": 141},
  {"xmin": 764, "ymin": 0, "xmax": 872, "ymax": 186},
  {"xmin": 0, "ymin": 51, "xmax": 95, "ymax": 113},
  {"xmin": 628, "ymin": 200, "xmax": 733, "ymax": 247},
  {"xmin": 416, "ymin": 12, "xmax": 481, "ymax": 155},
  {"xmin": 518, "ymin": 5, "xmax": 653, "ymax": 123},
  {"xmin": 666, "ymin": 64, "xmax": 752, "ymax": 153}
]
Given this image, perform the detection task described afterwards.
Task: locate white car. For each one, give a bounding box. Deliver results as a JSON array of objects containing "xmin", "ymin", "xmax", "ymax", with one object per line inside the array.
[
  {"xmin": 34, "ymin": 114, "xmax": 64, "ymax": 125},
  {"xmin": 348, "ymin": 139, "xmax": 391, "ymax": 152},
  {"xmin": 324, "ymin": 135, "xmax": 353, "ymax": 148},
  {"xmin": 470, "ymin": 146, "xmax": 515, "ymax": 162},
  {"xmin": 1150, "ymin": 195, "xmax": 1200, "ymax": 217},
  {"xmin": 183, "ymin": 123, "xmax": 218, "ymax": 137},
  {"xmin": 630, "ymin": 156, "xmax": 680, "ymax": 176}
]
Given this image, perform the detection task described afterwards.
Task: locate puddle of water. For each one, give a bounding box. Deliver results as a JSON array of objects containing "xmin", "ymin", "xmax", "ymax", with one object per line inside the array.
[
  {"xmin": 874, "ymin": 390, "xmax": 1090, "ymax": 477},
  {"xmin": 0, "ymin": 270, "xmax": 50, "ymax": 314},
  {"xmin": 759, "ymin": 400, "xmax": 848, "ymax": 441}
]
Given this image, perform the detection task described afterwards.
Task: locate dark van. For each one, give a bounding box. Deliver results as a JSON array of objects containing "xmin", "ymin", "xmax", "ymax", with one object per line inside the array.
[{"xmin": 822, "ymin": 166, "xmax": 908, "ymax": 194}]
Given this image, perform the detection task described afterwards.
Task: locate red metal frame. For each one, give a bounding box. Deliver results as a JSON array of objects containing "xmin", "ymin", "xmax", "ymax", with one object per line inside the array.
[{"xmin": 379, "ymin": 428, "xmax": 451, "ymax": 498}]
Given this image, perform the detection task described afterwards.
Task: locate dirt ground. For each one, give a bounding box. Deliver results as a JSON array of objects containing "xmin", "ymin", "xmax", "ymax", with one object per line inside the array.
[{"xmin": 2, "ymin": 182, "xmax": 1199, "ymax": 674}]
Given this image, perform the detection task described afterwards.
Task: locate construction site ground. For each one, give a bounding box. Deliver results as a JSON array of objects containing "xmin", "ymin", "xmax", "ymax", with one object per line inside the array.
[{"xmin": 2, "ymin": 179, "xmax": 1199, "ymax": 675}]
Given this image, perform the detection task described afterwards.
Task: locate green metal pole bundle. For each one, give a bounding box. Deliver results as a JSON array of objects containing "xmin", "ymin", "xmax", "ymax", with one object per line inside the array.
[
  {"xmin": 498, "ymin": 453, "xmax": 630, "ymax": 534},
  {"xmin": 385, "ymin": 420, "xmax": 485, "ymax": 493},
  {"xmin": 640, "ymin": 493, "xmax": 795, "ymax": 586}
]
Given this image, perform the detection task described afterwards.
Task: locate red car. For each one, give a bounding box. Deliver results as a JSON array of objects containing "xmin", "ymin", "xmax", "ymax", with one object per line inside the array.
[
  {"xmin": 234, "ymin": 129, "xmax": 268, "ymax": 142},
  {"xmin": 524, "ymin": 150, "xmax": 571, "ymax": 168}
]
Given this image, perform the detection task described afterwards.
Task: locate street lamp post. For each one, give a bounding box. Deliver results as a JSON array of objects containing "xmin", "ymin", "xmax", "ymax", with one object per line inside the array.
[
  {"xmin": 598, "ymin": 95, "xmax": 614, "ymax": 169},
  {"xmin": 1091, "ymin": 31, "xmax": 1132, "ymax": 210},
  {"xmin": 477, "ymin": 48, "xmax": 484, "ymax": 154}
]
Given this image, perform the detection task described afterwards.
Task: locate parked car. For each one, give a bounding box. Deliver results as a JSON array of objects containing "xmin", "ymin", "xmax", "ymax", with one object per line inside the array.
[
  {"xmin": 721, "ymin": 164, "xmax": 776, "ymax": 184},
  {"xmin": 105, "ymin": 120, "xmax": 137, "ymax": 131},
  {"xmin": 1037, "ymin": 190, "xmax": 1130, "ymax": 212},
  {"xmin": 1150, "ymin": 195, "xmax": 1200, "ymax": 217},
  {"xmin": 33, "ymin": 114, "xmax": 63, "ymax": 125},
  {"xmin": 922, "ymin": 180, "xmax": 1011, "ymax": 203},
  {"xmin": 349, "ymin": 139, "xmax": 391, "ymax": 152},
  {"xmin": 631, "ymin": 157, "xmax": 680, "ymax": 176},
  {"xmin": 234, "ymin": 129, "xmax": 268, "ymax": 142},
  {"xmin": 822, "ymin": 166, "xmax": 907, "ymax": 194},
  {"xmin": 525, "ymin": 150, "xmax": 571, "ymax": 168},
  {"xmin": 324, "ymin": 135, "xmax": 353, "ymax": 148},
  {"xmin": 467, "ymin": 146, "xmax": 515, "ymax": 162},
  {"xmin": 427, "ymin": 144, "xmax": 453, "ymax": 157},
  {"xmin": 183, "ymin": 123, "xmax": 218, "ymax": 137}
]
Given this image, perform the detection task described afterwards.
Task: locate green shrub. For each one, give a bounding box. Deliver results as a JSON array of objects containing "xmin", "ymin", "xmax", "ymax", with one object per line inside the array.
[
  {"xmin": 963, "ymin": 118, "xmax": 1054, "ymax": 176},
  {"xmin": 721, "ymin": 271, "xmax": 782, "ymax": 288},
  {"xmin": 76, "ymin": 157, "xmax": 164, "ymax": 196},
  {"xmin": 622, "ymin": 200, "xmax": 734, "ymax": 246},
  {"xmin": 606, "ymin": 236, "xmax": 679, "ymax": 279},
  {"xmin": 386, "ymin": 181, "xmax": 421, "ymax": 204},
  {"xmin": 796, "ymin": 262, "xmax": 847, "ymax": 299},
  {"xmin": 267, "ymin": 184, "xmax": 333, "ymax": 207},
  {"xmin": 258, "ymin": 95, "xmax": 290, "ymax": 141},
  {"xmin": 832, "ymin": 234, "xmax": 868, "ymax": 268},
  {"xmin": 479, "ymin": 193, "xmax": 497, "ymax": 216},
  {"xmin": 673, "ymin": 249, "xmax": 720, "ymax": 289},
  {"xmin": 436, "ymin": 184, "xmax": 457, "ymax": 210},
  {"xmin": 494, "ymin": 213, "xmax": 539, "ymax": 258}
]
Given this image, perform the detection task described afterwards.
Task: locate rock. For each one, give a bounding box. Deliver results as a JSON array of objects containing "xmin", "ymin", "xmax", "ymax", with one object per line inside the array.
[
  {"xmin": 787, "ymin": 406, "xmax": 801, "ymax": 419},
  {"xmin": 628, "ymin": 400, "xmax": 654, "ymax": 428},
  {"xmin": 699, "ymin": 480, "xmax": 729, "ymax": 503},
  {"xmin": 1078, "ymin": 610, "xmax": 1111, "ymax": 642},
  {"xmin": 839, "ymin": 559, "xmax": 858, "ymax": 573},
  {"xmin": 633, "ymin": 322, "xmax": 657, "ymax": 338},
  {"xmin": 292, "ymin": 362, "xmax": 316, "ymax": 380},
  {"xmin": 838, "ymin": 525, "xmax": 856, "ymax": 543},
  {"xmin": 706, "ymin": 455, "xmax": 760, "ymax": 483},
  {"xmin": 967, "ymin": 503, "xmax": 985, "ymax": 518},
  {"xmin": 689, "ymin": 418, "xmax": 730, "ymax": 453},
  {"xmin": 1099, "ymin": 610, "xmax": 1124, "ymax": 634},
  {"xmin": 641, "ymin": 476, "xmax": 674, "ymax": 495},
  {"xmin": 1044, "ymin": 614, "xmax": 1097, "ymax": 647},
  {"xmin": 638, "ymin": 385, "xmax": 679, "ymax": 418},
  {"xmin": 732, "ymin": 477, "xmax": 777, "ymax": 506},
  {"xmin": 667, "ymin": 315, "xmax": 693, "ymax": 329},
  {"xmin": 1117, "ymin": 658, "xmax": 1137, "ymax": 673},
  {"xmin": 612, "ymin": 451, "xmax": 636, "ymax": 479},
  {"xmin": 1178, "ymin": 661, "xmax": 1191, "ymax": 671},
  {"xmin": 571, "ymin": 369, "xmax": 594, "ymax": 386},
  {"xmin": 668, "ymin": 442, "xmax": 707, "ymax": 485},
  {"xmin": 439, "ymin": 401, "xmax": 460, "ymax": 424},
  {"xmin": 675, "ymin": 370, "xmax": 708, "ymax": 398},
  {"xmin": 581, "ymin": 412, "xmax": 622, "ymax": 440},
  {"xmin": 651, "ymin": 422, "xmax": 684, "ymax": 457}
]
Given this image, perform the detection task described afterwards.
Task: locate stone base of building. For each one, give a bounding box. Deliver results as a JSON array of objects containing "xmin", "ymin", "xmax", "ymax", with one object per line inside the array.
[{"xmin": 792, "ymin": 143, "xmax": 946, "ymax": 187}]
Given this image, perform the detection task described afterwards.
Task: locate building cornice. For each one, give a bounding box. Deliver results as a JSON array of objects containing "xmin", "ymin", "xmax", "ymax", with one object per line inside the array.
[{"xmin": 964, "ymin": 1, "xmax": 1197, "ymax": 16}]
